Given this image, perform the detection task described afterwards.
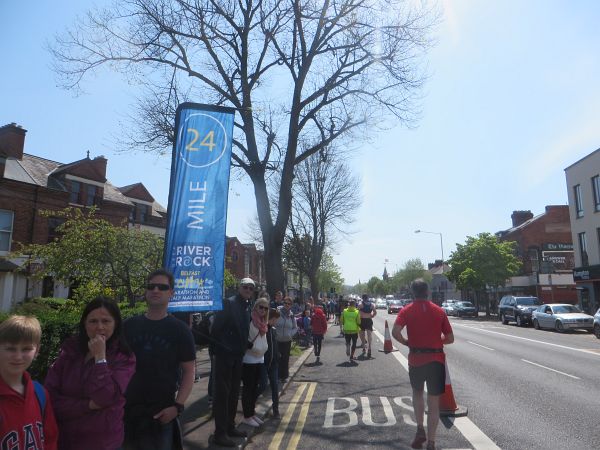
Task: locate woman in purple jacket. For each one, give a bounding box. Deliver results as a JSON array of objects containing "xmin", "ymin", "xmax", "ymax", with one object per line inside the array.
[{"xmin": 45, "ymin": 297, "xmax": 136, "ymax": 450}]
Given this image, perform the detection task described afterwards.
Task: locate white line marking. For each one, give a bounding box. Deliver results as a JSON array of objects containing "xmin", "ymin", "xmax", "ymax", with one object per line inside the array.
[
  {"xmin": 467, "ymin": 341, "xmax": 495, "ymax": 351},
  {"xmin": 521, "ymin": 359, "xmax": 580, "ymax": 380},
  {"xmin": 372, "ymin": 329, "xmax": 500, "ymax": 449},
  {"xmin": 455, "ymin": 324, "xmax": 600, "ymax": 356}
]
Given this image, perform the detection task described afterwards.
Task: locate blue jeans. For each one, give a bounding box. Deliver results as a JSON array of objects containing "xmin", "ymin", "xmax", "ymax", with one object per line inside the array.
[
  {"xmin": 267, "ymin": 364, "xmax": 279, "ymax": 408},
  {"xmin": 124, "ymin": 418, "xmax": 175, "ymax": 450}
]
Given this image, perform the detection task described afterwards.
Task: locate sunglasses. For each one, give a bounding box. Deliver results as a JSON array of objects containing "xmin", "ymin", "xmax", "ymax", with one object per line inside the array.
[
  {"xmin": 146, "ymin": 283, "xmax": 171, "ymax": 291},
  {"xmin": 241, "ymin": 285, "xmax": 254, "ymax": 290},
  {"xmin": 258, "ymin": 306, "xmax": 269, "ymax": 311},
  {"xmin": 284, "ymin": 302, "xmax": 292, "ymax": 305}
]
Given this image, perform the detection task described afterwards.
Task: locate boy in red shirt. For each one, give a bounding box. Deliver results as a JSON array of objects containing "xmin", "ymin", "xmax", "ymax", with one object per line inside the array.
[
  {"xmin": 0, "ymin": 315, "xmax": 58, "ymax": 450},
  {"xmin": 392, "ymin": 280, "xmax": 454, "ymax": 450}
]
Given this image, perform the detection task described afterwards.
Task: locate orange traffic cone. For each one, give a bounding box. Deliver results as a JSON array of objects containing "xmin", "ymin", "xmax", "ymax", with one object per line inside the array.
[
  {"xmin": 439, "ymin": 360, "xmax": 468, "ymax": 417},
  {"xmin": 379, "ymin": 320, "xmax": 397, "ymax": 353}
]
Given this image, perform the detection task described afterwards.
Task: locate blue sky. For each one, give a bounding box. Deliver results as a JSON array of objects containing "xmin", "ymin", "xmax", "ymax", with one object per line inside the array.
[{"xmin": 2, "ymin": 1, "xmax": 600, "ymax": 285}]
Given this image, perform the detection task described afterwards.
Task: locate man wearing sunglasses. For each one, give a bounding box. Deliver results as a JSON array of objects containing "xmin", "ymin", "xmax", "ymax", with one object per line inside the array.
[
  {"xmin": 210, "ymin": 277, "xmax": 255, "ymax": 447},
  {"xmin": 123, "ymin": 269, "xmax": 196, "ymax": 450}
]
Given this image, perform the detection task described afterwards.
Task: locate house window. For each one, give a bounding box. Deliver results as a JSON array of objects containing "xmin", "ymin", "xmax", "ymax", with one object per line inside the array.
[
  {"xmin": 85, "ymin": 185, "xmax": 97, "ymax": 206},
  {"xmin": 528, "ymin": 247, "xmax": 539, "ymax": 272},
  {"xmin": 69, "ymin": 180, "xmax": 82, "ymax": 204},
  {"xmin": 47, "ymin": 217, "xmax": 65, "ymax": 243},
  {"xmin": 0, "ymin": 210, "xmax": 14, "ymax": 252},
  {"xmin": 578, "ymin": 232, "xmax": 588, "ymax": 266},
  {"xmin": 232, "ymin": 251, "xmax": 238, "ymax": 262},
  {"xmin": 574, "ymin": 184, "xmax": 583, "ymax": 218},
  {"xmin": 592, "ymin": 175, "xmax": 600, "ymax": 212},
  {"xmin": 139, "ymin": 204, "xmax": 148, "ymax": 222},
  {"xmin": 244, "ymin": 251, "xmax": 250, "ymax": 276},
  {"xmin": 42, "ymin": 276, "xmax": 55, "ymax": 298}
]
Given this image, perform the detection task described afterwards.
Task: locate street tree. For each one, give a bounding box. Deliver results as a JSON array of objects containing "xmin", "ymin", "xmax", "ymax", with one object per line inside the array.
[
  {"xmin": 51, "ymin": 0, "xmax": 437, "ymax": 293},
  {"xmin": 16, "ymin": 208, "xmax": 163, "ymax": 305},
  {"xmin": 391, "ymin": 258, "xmax": 431, "ymax": 292},
  {"xmin": 286, "ymin": 150, "xmax": 360, "ymax": 299},
  {"xmin": 446, "ymin": 232, "xmax": 521, "ymax": 314},
  {"xmin": 316, "ymin": 252, "xmax": 344, "ymax": 301}
]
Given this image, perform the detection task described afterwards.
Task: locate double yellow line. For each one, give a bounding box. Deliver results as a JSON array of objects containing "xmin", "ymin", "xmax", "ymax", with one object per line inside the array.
[{"xmin": 268, "ymin": 382, "xmax": 317, "ymax": 450}]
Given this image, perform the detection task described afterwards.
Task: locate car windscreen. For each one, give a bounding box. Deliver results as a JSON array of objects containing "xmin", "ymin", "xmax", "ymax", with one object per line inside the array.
[
  {"xmin": 458, "ymin": 302, "xmax": 473, "ymax": 307},
  {"xmin": 516, "ymin": 298, "xmax": 540, "ymax": 306},
  {"xmin": 553, "ymin": 305, "xmax": 581, "ymax": 314}
]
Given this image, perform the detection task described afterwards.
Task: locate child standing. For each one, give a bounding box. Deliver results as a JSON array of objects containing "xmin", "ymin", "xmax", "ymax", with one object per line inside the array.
[
  {"xmin": 311, "ymin": 307, "xmax": 328, "ymax": 363},
  {"xmin": 0, "ymin": 315, "xmax": 59, "ymax": 450},
  {"xmin": 301, "ymin": 309, "xmax": 312, "ymax": 347}
]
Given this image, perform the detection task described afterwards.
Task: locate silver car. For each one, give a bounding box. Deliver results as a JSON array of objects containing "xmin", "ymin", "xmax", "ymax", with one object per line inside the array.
[
  {"xmin": 441, "ymin": 301, "xmax": 456, "ymax": 316},
  {"xmin": 594, "ymin": 308, "xmax": 600, "ymax": 339},
  {"xmin": 532, "ymin": 304, "xmax": 594, "ymax": 332}
]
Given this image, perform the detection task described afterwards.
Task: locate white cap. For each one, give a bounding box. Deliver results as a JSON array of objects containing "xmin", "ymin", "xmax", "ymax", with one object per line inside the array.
[{"xmin": 240, "ymin": 277, "xmax": 255, "ymax": 287}]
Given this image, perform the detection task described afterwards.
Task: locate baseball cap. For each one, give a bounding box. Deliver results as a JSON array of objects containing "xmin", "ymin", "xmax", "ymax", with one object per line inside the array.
[{"xmin": 240, "ymin": 277, "xmax": 255, "ymax": 287}]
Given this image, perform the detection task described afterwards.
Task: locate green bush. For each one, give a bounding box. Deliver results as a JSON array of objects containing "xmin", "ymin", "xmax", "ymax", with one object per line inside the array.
[{"xmin": 1, "ymin": 297, "xmax": 149, "ymax": 381}]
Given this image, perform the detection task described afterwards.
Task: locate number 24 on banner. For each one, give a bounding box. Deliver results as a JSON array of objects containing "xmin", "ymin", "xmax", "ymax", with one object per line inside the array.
[{"xmin": 186, "ymin": 128, "xmax": 216, "ymax": 152}]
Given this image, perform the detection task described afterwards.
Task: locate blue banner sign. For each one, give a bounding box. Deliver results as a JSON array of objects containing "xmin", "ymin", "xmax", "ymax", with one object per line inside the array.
[{"xmin": 164, "ymin": 103, "xmax": 235, "ymax": 312}]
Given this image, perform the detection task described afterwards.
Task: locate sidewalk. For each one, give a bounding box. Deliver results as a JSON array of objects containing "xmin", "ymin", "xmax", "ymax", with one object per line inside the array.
[{"xmin": 181, "ymin": 343, "xmax": 313, "ymax": 449}]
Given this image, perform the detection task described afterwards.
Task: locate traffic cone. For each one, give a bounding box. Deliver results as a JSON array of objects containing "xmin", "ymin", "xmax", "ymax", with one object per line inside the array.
[
  {"xmin": 439, "ymin": 360, "xmax": 468, "ymax": 417},
  {"xmin": 379, "ymin": 320, "xmax": 397, "ymax": 353}
]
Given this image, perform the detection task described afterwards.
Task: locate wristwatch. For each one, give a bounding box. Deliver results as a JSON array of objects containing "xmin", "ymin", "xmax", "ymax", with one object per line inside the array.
[
  {"xmin": 95, "ymin": 358, "xmax": 107, "ymax": 364},
  {"xmin": 174, "ymin": 402, "xmax": 185, "ymax": 415}
]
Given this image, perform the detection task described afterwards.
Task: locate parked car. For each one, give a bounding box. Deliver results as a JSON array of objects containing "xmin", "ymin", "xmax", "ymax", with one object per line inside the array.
[
  {"xmin": 532, "ymin": 304, "xmax": 594, "ymax": 332},
  {"xmin": 453, "ymin": 301, "xmax": 477, "ymax": 318},
  {"xmin": 498, "ymin": 295, "xmax": 541, "ymax": 326},
  {"xmin": 441, "ymin": 301, "xmax": 456, "ymax": 316},
  {"xmin": 375, "ymin": 299, "xmax": 387, "ymax": 309},
  {"xmin": 388, "ymin": 300, "xmax": 403, "ymax": 314},
  {"xmin": 594, "ymin": 308, "xmax": 600, "ymax": 339}
]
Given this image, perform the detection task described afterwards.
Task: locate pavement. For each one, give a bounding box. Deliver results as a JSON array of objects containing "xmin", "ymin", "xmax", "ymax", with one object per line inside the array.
[{"xmin": 181, "ymin": 340, "xmax": 313, "ymax": 449}]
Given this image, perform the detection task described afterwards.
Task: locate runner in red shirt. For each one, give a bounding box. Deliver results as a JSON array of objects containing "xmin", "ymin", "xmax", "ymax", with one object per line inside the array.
[{"xmin": 392, "ymin": 279, "xmax": 454, "ymax": 450}]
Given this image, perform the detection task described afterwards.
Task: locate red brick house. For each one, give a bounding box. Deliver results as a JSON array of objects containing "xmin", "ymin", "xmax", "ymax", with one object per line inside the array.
[
  {"xmin": 0, "ymin": 122, "xmax": 166, "ymax": 310},
  {"xmin": 495, "ymin": 206, "xmax": 576, "ymax": 303},
  {"xmin": 225, "ymin": 236, "xmax": 265, "ymax": 295}
]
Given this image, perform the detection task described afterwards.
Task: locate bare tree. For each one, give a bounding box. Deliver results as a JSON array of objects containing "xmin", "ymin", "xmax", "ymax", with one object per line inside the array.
[
  {"xmin": 284, "ymin": 148, "xmax": 360, "ymax": 300},
  {"xmin": 51, "ymin": 0, "xmax": 436, "ymax": 293}
]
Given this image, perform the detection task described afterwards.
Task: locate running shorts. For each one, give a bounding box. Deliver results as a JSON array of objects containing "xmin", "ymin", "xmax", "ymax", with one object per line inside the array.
[
  {"xmin": 408, "ymin": 362, "xmax": 445, "ymax": 396},
  {"xmin": 360, "ymin": 318, "xmax": 373, "ymax": 331}
]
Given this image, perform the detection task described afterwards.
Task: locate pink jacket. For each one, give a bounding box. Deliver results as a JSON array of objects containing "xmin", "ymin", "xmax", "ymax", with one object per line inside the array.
[{"xmin": 45, "ymin": 336, "xmax": 135, "ymax": 450}]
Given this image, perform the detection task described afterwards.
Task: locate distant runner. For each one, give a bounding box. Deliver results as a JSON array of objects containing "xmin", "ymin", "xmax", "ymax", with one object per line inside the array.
[
  {"xmin": 341, "ymin": 299, "xmax": 361, "ymax": 362},
  {"xmin": 358, "ymin": 294, "xmax": 377, "ymax": 358}
]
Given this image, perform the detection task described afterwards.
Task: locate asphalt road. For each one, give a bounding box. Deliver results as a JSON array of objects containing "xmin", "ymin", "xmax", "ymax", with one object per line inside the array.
[{"xmin": 247, "ymin": 309, "xmax": 600, "ymax": 449}]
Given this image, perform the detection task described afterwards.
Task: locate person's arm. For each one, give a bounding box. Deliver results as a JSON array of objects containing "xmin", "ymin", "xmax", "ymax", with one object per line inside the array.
[
  {"xmin": 442, "ymin": 332, "xmax": 454, "ymax": 345},
  {"xmin": 87, "ymin": 351, "xmax": 136, "ymax": 409},
  {"xmin": 391, "ymin": 323, "xmax": 408, "ymax": 346},
  {"xmin": 153, "ymin": 360, "xmax": 195, "ymax": 424},
  {"xmin": 44, "ymin": 354, "xmax": 90, "ymax": 419},
  {"xmin": 371, "ymin": 307, "xmax": 377, "ymax": 318}
]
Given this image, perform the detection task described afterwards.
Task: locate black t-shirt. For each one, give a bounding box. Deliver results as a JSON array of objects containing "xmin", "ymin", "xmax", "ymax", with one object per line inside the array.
[{"xmin": 123, "ymin": 314, "xmax": 196, "ymax": 416}]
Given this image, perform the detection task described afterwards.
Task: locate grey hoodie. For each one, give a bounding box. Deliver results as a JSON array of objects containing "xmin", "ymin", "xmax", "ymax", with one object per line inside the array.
[{"xmin": 275, "ymin": 306, "xmax": 298, "ymax": 342}]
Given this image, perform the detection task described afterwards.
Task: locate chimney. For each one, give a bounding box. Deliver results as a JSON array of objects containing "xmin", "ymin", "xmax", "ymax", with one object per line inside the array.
[
  {"xmin": 511, "ymin": 210, "xmax": 533, "ymax": 227},
  {"xmin": 0, "ymin": 123, "xmax": 27, "ymax": 160},
  {"xmin": 91, "ymin": 155, "xmax": 108, "ymax": 180}
]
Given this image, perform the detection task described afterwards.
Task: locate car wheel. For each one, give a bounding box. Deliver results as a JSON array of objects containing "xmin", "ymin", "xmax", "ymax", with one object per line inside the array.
[
  {"xmin": 501, "ymin": 313, "xmax": 508, "ymax": 325},
  {"xmin": 533, "ymin": 319, "xmax": 540, "ymax": 330},
  {"xmin": 555, "ymin": 320, "xmax": 564, "ymax": 333},
  {"xmin": 516, "ymin": 315, "xmax": 523, "ymax": 327},
  {"xmin": 594, "ymin": 324, "xmax": 600, "ymax": 339}
]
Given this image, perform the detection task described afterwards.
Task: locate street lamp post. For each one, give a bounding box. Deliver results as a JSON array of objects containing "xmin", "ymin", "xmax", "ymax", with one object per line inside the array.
[{"xmin": 415, "ymin": 229, "xmax": 445, "ymax": 302}]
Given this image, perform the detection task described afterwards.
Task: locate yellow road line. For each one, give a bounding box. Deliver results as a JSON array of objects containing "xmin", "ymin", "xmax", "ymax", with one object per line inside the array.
[
  {"xmin": 268, "ymin": 382, "xmax": 308, "ymax": 450},
  {"xmin": 287, "ymin": 382, "xmax": 317, "ymax": 450}
]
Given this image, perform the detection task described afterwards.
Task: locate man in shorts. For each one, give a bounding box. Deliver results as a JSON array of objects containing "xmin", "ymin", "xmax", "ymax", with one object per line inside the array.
[
  {"xmin": 392, "ymin": 279, "xmax": 454, "ymax": 450},
  {"xmin": 358, "ymin": 294, "xmax": 377, "ymax": 358}
]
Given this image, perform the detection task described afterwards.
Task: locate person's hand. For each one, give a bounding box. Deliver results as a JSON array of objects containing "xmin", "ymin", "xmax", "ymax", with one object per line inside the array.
[
  {"xmin": 89, "ymin": 399, "xmax": 102, "ymax": 410},
  {"xmin": 153, "ymin": 406, "xmax": 178, "ymax": 424},
  {"xmin": 88, "ymin": 335, "xmax": 107, "ymax": 361}
]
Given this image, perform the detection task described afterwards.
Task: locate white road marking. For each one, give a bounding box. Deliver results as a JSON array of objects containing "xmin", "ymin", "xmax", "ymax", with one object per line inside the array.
[
  {"xmin": 373, "ymin": 327, "xmax": 500, "ymax": 450},
  {"xmin": 467, "ymin": 341, "xmax": 495, "ymax": 351},
  {"xmin": 521, "ymin": 359, "xmax": 581, "ymax": 380},
  {"xmin": 455, "ymin": 324, "xmax": 600, "ymax": 356}
]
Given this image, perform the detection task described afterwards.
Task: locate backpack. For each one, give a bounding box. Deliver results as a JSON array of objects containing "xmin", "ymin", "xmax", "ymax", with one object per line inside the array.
[
  {"xmin": 361, "ymin": 301, "xmax": 373, "ymax": 314},
  {"xmin": 192, "ymin": 312, "xmax": 213, "ymax": 346},
  {"xmin": 33, "ymin": 381, "xmax": 46, "ymax": 417}
]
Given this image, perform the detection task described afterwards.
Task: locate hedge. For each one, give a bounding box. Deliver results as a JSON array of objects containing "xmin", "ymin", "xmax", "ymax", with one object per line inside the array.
[{"xmin": 1, "ymin": 297, "xmax": 147, "ymax": 381}]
